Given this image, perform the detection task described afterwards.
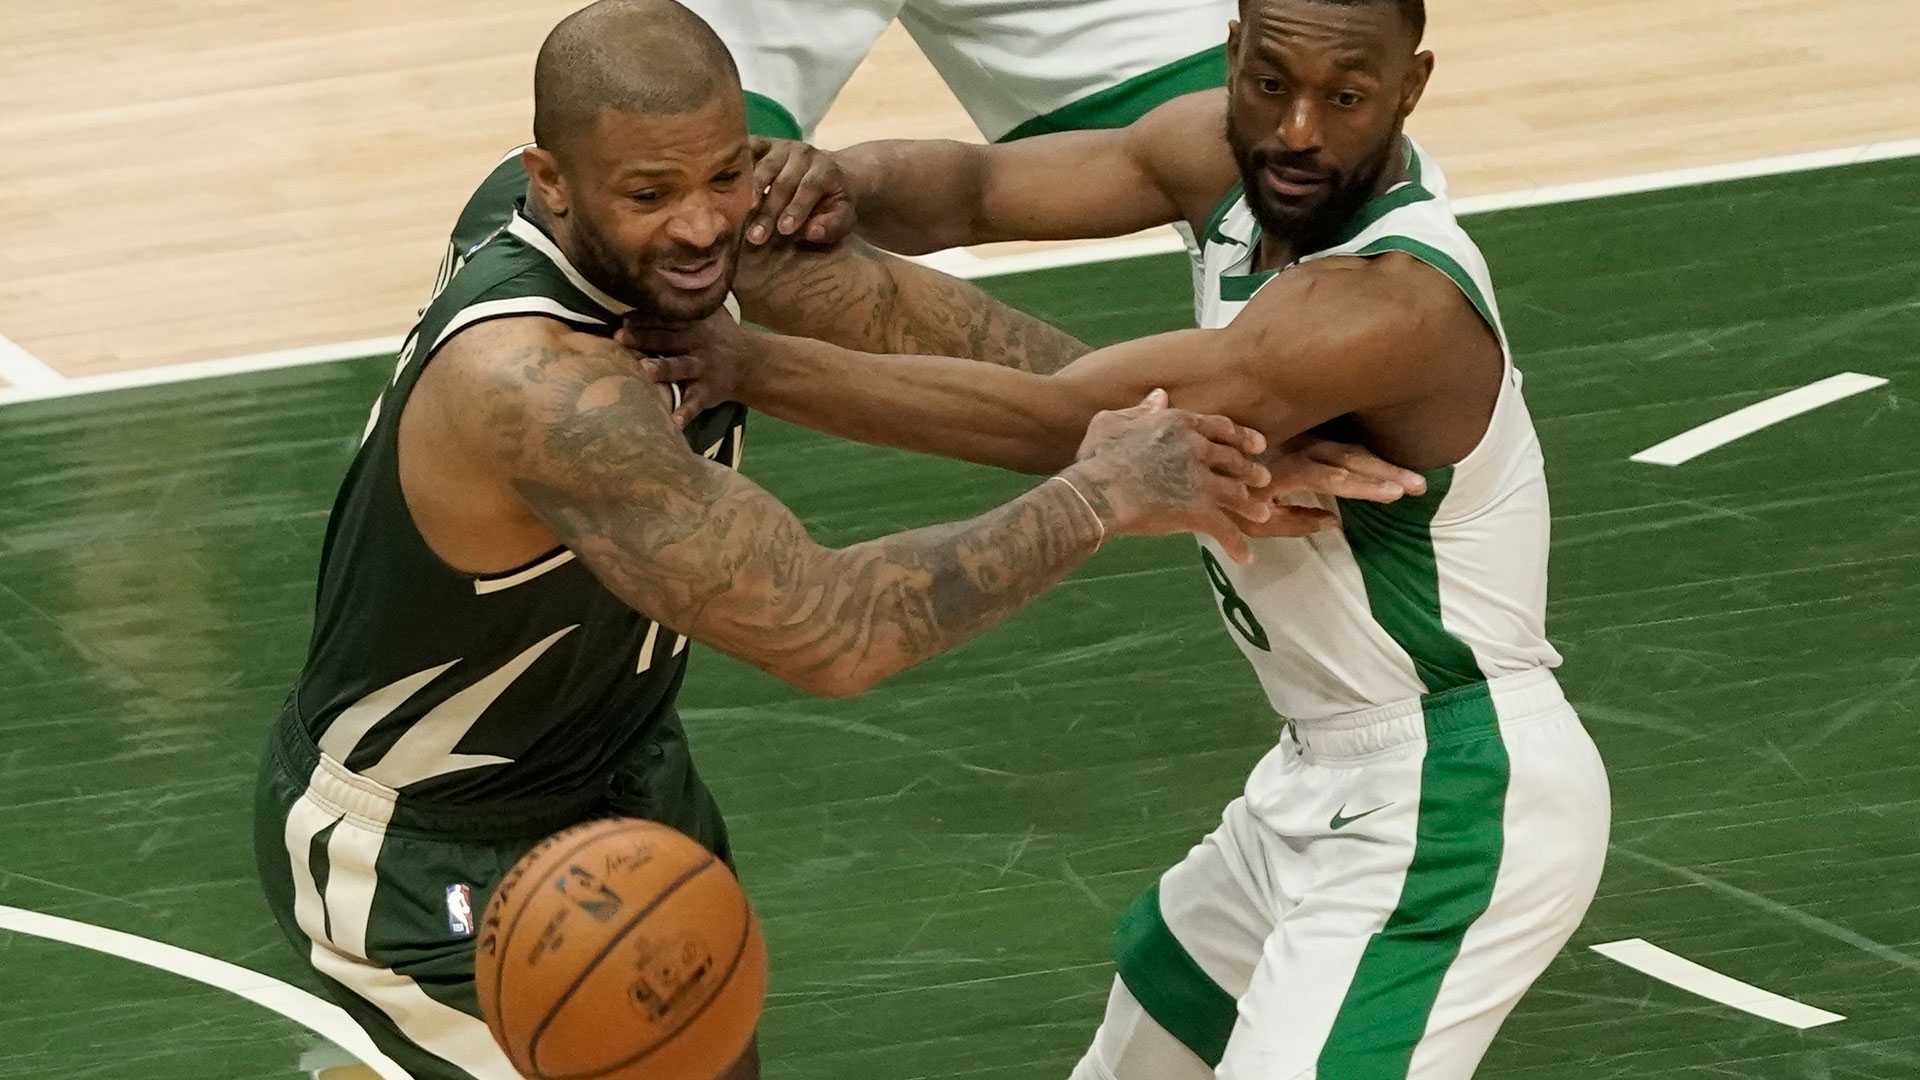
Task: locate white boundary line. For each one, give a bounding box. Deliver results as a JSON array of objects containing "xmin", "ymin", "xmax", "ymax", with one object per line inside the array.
[
  {"xmin": 3, "ymin": 137, "xmax": 1918, "ymax": 408},
  {"xmin": 0, "ymin": 336, "xmax": 403, "ymax": 407},
  {"xmin": 1631, "ymin": 372, "xmax": 1890, "ymax": 466},
  {"xmin": 1591, "ymin": 938, "xmax": 1846, "ymax": 1029},
  {"xmin": 0, "ymin": 904, "xmax": 410, "ymax": 1079},
  {"xmin": 0, "ymin": 330, "xmax": 65, "ymax": 391}
]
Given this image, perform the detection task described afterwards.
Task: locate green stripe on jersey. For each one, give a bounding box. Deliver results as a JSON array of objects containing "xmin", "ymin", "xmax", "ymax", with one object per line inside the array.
[
  {"xmin": 1317, "ymin": 682, "xmax": 1509, "ymax": 1078},
  {"xmin": 998, "ymin": 46, "xmax": 1228, "ymax": 142},
  {"xmin": 1113, "ymin": 882, "xmax": 1238, "ymax": 1067},
  {"xmin": 1204, "ymin": 184, "xmax": 1247, "ymax": 248},
  {"xmin": 744, "ymin": 91, "xmax": 803, "ymax": 140},
  {"xmin": 1354, "ymin": 235, "xmax": 1498, "ymax": 332},
  {"xmin": 1339, "ymin": 467, "xmax": 1486, "ymax": 693},
  {"xmin": 1218, "ymin": 270, "xmax": 1276, "ymax": 303}
]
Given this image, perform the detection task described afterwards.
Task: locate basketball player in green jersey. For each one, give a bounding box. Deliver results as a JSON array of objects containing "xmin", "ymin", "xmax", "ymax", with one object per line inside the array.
[
  {"xmin": 244, "ymin": 2, "xmax": 1434, "ymax": 1077},
  {"xmin": 641, "ymin": 1, "xmax": 1613, "ymax": 1077}
]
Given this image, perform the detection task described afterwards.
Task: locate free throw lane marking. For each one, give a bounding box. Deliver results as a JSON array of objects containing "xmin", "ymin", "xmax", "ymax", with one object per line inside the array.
[
  {"xmin": 1591, "ymin": 938, "xmax": 1845, "ymax": 1029},
  {"xmin": 0, "ymin": 331, "xmax": 64, "ymax": 390},
  {"xmin": 0, "ymin": 904, "xmax": 411, "ymax": 1080},
  {"xmin": 1631, "ymin": 372, "xmax": 1890, "ymax": 466}
]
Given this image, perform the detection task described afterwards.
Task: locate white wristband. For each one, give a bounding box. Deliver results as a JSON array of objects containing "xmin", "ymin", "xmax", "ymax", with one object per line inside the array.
[{"xmin": 1049, "ymin": 475, "xmax": 1106, "ymax": 551}]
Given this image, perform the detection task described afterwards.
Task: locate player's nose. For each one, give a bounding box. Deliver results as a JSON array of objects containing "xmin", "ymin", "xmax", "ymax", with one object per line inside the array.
[
  {"xmin": 1277, "ymin": 97, "xmax": 1325, "ymax": 153},
  {"xmin": 665, "ymin": 194, "xmax": 729, "ymax": 251}
]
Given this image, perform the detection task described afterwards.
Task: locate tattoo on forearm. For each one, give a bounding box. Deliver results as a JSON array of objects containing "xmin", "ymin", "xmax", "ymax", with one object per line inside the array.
[
  {"xmin": 738, "ymin": 241, "xmax": 1092, "ymax": 374},
  {"xmin": 498, "ymin": 347, "xmax": 1097, "ymax": 690}
]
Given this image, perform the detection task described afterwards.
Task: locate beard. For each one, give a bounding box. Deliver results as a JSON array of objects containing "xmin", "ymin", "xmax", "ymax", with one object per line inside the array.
[
  {"xmin": 568, "ymin": 210, "xmax": 740, "ymax": 324},
  {"xmin": 1227, "ymin": 112, "xmax": 1402, "ymax": 257}
]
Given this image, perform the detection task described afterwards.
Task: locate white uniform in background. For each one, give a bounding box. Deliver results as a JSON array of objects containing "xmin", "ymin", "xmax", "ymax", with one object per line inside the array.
[{"xmin": 682, "ymin": 0, "xmax": 1237, "ymax": 142}]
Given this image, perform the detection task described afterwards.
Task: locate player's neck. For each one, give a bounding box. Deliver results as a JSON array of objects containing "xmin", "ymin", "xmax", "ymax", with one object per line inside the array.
[{"xmin": 524, "ymin": 197, "xmax": 584, "ymax": 267}]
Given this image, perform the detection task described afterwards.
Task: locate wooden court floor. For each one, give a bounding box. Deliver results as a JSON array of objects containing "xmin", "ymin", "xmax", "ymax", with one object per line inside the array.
[
  {"xmin": 2, "ymin": 1, "xmax": 1919, "ymax": 378},
  {"xmin": 0, "ymin": 154, "xmax": 1916, "ymax": 1077}
]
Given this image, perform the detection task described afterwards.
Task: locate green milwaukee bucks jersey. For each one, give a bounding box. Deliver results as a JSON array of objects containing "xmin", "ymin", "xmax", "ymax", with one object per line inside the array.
[{"xmin": 291, "ymin": 153, "xmax": 746, "ymax": 803}]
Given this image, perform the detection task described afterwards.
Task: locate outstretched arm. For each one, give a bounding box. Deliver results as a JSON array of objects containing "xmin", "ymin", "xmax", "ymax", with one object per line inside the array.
[
  {"xmin": 815, "ymin": 92, "xmax": 1237, "ymax": 254},
  {"xmin": 430, "ymin": 319, "xmax": 1270, "ymax": 698},
  {"xmin": 694, "ymin": 255, "xmax": 1488, "ymax": 476},
  {"xmin": 732, "ymin": 237, "xmax": 1090, "ymax": 373}
]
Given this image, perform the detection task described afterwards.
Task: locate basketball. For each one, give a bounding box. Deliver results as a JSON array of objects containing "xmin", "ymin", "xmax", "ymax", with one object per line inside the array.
[{"xmin": 475, "ymin": 818, "xmax": 766, "ymax": 1080}]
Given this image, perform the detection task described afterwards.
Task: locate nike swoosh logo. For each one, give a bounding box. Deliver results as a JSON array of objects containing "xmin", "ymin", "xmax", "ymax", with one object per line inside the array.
[{"xmin": 1330, "ymin": 803, "xmax": 1393, "ymax": 831}]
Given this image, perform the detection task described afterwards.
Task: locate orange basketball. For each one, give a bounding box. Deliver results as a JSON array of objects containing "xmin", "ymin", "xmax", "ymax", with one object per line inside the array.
[{"xmin": 475, "ymin": 818, "xmax": 766, "ymax": 1080}]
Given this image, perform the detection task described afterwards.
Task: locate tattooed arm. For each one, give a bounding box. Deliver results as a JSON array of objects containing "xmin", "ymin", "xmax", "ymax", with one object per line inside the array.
[
  {"xmin": 427, "ymin": 318, "xmax": 1269, "ymax": 698},
  {"xmin": 732, "ymin": 237, "xmax": 1090, "ymax": 374}
]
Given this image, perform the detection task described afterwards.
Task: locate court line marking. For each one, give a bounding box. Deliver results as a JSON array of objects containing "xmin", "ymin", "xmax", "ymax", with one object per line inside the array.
[
  {"xmin": 1591, "ymin": 938, "xmax": 1846, "ymax": 1030},
  {"xmin": 0, "ymin": 330, "xmax": 65, "ymax": 391},
  {"xmin": 0, "ymin": 904, "xmax": 412, "ymax": 1080},
  {"xmin": 0, "ymin": 336, "xmax": 405, "ymax": 407},
  {"xmin": 1630, "ymin": 372, "xmax": 1890, "ymax": 466},
  {"xmin": 2, "ymin": 137, "xmax": 1917, "ymax": 408}
]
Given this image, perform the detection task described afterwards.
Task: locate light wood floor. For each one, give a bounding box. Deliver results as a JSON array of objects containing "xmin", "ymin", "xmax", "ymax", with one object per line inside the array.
[{"xmin": 4, "ymin": 2, "xmax": 1918, "ymax": 380}]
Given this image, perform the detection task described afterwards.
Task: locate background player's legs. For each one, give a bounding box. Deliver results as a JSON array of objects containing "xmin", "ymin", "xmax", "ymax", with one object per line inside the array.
[
  {"xmin": 680, "ymin": 0, "xmax": 905, "ymax": 138},
  {"xmin": 901, "ymin": 0, "xmax": 1237, "ymax": 141}
]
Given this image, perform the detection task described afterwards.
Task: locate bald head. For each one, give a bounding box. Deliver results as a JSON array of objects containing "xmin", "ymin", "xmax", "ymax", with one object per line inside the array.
[{"xmin": 532, "ymin": 0, "xmax": 741, "ymax": 155}]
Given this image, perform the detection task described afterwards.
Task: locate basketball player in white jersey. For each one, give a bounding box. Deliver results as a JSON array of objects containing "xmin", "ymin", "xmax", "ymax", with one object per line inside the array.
[
  {"xmin": 636, "ymin": 1, "xmax": 1612, "ymax": 1076},
  {"xmin": 679, "ymin": 0, "xmax": 1236, "ymax": 146}
]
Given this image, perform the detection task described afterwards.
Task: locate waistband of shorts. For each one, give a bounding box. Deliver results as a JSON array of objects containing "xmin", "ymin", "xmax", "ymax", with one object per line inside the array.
[
  {"xmin": 1284, "ymin": 668, "xmax": 1567, "ymax": 761},
  {"xmin": 269, "ymin": 715, "xmax": 608, "ymax": 839}
]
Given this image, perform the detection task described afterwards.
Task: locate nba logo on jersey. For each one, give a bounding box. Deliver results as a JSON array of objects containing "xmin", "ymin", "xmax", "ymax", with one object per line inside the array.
[{"xmin": 445, "ymin": 883, "xmax": 475, "ymax": 936}]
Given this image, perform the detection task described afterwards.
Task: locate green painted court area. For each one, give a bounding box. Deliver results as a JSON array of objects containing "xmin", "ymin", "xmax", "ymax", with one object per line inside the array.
[{"xmin": 2, "ymin": 158, "xmax": 1917, "ymax": 1079}]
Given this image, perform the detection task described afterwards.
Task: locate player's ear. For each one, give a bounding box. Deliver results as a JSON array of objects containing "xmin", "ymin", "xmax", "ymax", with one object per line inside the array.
[
  {"xmin": 1401, "ymin": 51, "xmax": 1436, "ymax": 118},
  {"xmin": 1226, "ymin": 19, "xmax": 1243, "ymax": 94},
  {"xmin": 523, "ymin": 146, "xmax": 571, "ymax": 218}
]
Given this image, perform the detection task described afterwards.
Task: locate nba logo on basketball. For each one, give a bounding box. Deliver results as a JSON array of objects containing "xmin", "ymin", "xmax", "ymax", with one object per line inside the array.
[{"xmin": 446, "ymin": 883, "xmax": 475, "ymax": 936}]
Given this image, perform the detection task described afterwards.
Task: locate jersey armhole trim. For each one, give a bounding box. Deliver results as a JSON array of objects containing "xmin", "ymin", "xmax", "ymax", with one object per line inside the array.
[
  {"xmin": 472, "ymin": 548, "xmax": 577, "ymax": 595},
  {"xmin": 427, "ymin": 297, "xmax": 610, "ymax": 356},
  {"xmin": 1349, "ymin": 236, "xmax": 1497, "ymax": 336}
]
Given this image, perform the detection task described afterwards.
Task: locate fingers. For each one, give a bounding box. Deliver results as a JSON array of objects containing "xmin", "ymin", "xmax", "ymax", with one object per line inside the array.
[
  {"xmin": 776, "ymin": 160, "xmax": 840, "ymax": 242},
  {"xmin": 1286, "ymin": 461, "xmax": 1410, "ymax": 504},
  {"xmin": 747, "ymin": 143, "xmax": 810, "ymax": 245},
  {"xmin": 1092, "ymin": 388, "xmax": 1168, "ymax": 431},
  {"xmin": 1199, "ymin": 439, "xmax": 1271, "ymax": 490},
  {"xmin": 1305, "ymin": 439, "xmax": 1427, "ymax": 496},
  {"xmin": 638, "ymin": 355, "xmax": 704, "ymax": 384},
  {"xmin": 670, "ymin": 384, "xmax": 712, "ymax": 429},
  {"xmin": 1235, "ymin": 505, "xmax": 1339, "ymax": 539},
  {"xmin": 1194, "ymin": 511, "xmax": 1255, "ymax": 565},
  {"xmin": 806, "ymin": 198, "xmax": 858, "ymax": 245},
  {"xmin": 750, "ymin": 138, "xmax": 791, "ymax": 205},
  {"xmin": 1187, "ymin": 412, "xmax": 1268, "ymax": 459},
  {"xmin": 1203, "ymin": 470, "xmax": 1272, "ymax": 523}
]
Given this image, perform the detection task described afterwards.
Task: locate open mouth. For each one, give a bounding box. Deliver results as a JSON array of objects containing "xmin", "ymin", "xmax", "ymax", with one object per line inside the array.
[
  {"xmin": 1263, "ymin": 167, "xmax": 1330, "ymax": 199},
  {"xmin": 656, "ymin": 256, "xmax": 725, "ymax": 292}
]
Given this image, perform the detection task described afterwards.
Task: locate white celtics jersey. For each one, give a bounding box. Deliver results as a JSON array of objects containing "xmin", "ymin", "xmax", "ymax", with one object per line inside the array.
[{"xmin": 1194, "ymin": 137, "xmax": 1563, "ymax": 721}]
